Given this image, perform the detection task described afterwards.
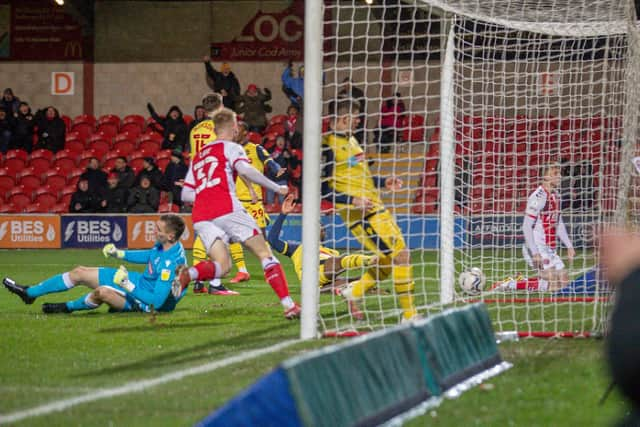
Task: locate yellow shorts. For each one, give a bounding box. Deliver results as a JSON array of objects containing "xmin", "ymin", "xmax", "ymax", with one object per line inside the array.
[
  {"xmin": 294, "ymin": 259, "xmax": 331, "ymax": 287},
  {"xmin": 341, "ymin": 208, "xmax": 406, "ymax": 258},
  {"xmin": 241, "ymin": 200, "xmax": 270, "ymax": 229}
]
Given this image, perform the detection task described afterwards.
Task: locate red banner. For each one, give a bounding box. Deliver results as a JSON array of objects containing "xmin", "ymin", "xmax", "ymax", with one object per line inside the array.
[{"xmin": 210, "ymin": 1, "xmax": 305, "ymax": 61}]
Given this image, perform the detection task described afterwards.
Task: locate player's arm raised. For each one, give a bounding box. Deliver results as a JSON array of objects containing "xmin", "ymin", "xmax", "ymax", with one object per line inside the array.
[
  {"xmin": 267, "ymin": 195, "xmax": 299, "ymax": 257},
  {"xmin": 234, "ymin": 157, "xmax": 288, "ymax": 196},
  {"xmin": 103, "ymin": 243, "xmax": 151, "ymax": 264}
]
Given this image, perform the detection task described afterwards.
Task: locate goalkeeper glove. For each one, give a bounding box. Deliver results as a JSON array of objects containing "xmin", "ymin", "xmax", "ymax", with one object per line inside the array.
[
  {"xmin": 103, "ymin": 243, "xmax": 124, "ymax": 259},
  {"xmin": 113, "ymin": 265, "xmax": 135, "ymax": 293}
]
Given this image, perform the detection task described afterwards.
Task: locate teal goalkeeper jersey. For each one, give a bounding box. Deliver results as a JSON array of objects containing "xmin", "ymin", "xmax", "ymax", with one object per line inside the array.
[{"xmin": 121, "ymin": 242, "xmax": 187, "ymax": 311}]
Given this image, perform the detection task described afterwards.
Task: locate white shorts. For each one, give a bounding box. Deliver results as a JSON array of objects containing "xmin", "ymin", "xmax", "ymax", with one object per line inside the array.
[
  {"xmin": 522, "ymin": 244, "xmax": 565, "ymax": 271},
  {"xmin": 194, "ymin": 210, "xmax": 260, "ymax": 252}
]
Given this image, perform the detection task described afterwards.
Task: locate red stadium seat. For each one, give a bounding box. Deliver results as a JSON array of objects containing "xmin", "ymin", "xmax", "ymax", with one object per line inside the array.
[
  {"xmin": 30, "ymin": 148, "xmax": 54, "ymax": 162},
  {"xmin": 157, "ymin": 202, "xmax": 180, "ymax": 213},
  {"xmin": 6, "ymin": 148, "xmax": 29, "ymax": 162},
  {"xmin": 28, "ymin": 157, "xmax": 51, "ymax": 175},
  {"xmin": 140, "ymin": 131, "xmax": 163, "ymax": 144},
  {"xmin": 17, "ymin": 168, "xmax": 43, "ymax": 192},
  {"xmin": 0, "ymin": 171, "xmax": 15, "ymax": 196},
  {"xmin": 7, "ymin": 187, "xmax": 31, "ymax": 212},
  {"xmin": 112, "ymin": 139, "xmax": 136, "ymax": 157},
  {"xmin": 64, "ymin": 138, "xmax": 85, "ymax": 154},
  {"xmin": 61, "ymin": 115, "xmax": 72, "ymax": 131},
  {"xmin": 157, "ymin": 149, "xmax": 172, "ymax": 161},
  {"xmin": 96, "ymin": 122, "xmax": 118, "ymax": 138},
  {"xmin": 3, "ymin": 157, "xmax": 26, "ymax": 176},
  {"xmin": 138, "ymin": 139, "xmax": 161, "ymax": 154},
  {"xmin": 183, "ymin": 114, "xmax": 194, "ymax": 126},
  {"xmin": 121, "ymin": 115, "xmax": 145, "ymax": 135},
  {"xmin": 52, "ymin": 156, "xmax": 77, "ymax": 173},
  {"xmin": 34, "ymin": 192, "xmax": 58, "ymax": 210},
  {"xmin": 246, "ymin": 131, "xmax": 262, "ymax": 145},
  {"xmin": 157, "ymin": 157, "xmax": 170, "ymax": 172},
  {"xmin": 115, "ymin": 131, "xmax": 138, "ymax": 145},
  {"xmin": 70, "ymin": 122, "xmax": 94, "ymax": 141},
  {"xmin": 0, "ymin": 202, "xmax": 16, "ymax": 213},
  {"xmin": 129, "ymin": 157, "xmax": 146, "ymax": 172},
  {"xmin": 269, "ymin": 114, "xmax": 288, "ymax": 126},
  {"xmin": 78, "ymin": 150, "xmax": 102, "ymax": 169},
  {"xmin": 51, "ymin": 202, "xmax": 69, "ymax": 214},
  {"xmin": 135, "ymin": 146, "xmax": 157, "ymax": 158},
  {"xmin": 265, "ymin": 123, "xmax": 285, "ymax": 136}
]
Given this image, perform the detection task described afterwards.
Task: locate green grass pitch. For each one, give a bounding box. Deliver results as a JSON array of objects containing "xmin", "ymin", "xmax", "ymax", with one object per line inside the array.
[{"xmin": 0, "ymin": 249, "xmax": 628, "ymax": 426}]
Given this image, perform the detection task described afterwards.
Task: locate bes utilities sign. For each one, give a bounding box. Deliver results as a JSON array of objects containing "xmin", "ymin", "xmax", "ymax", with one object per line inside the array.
[
  {"xmin": 61, "ymin": 216, "xmax": 126, "ymax": 248},
  {"xmin": 0, "ymin": 216, "xmax": 61, "ymax": 248}
]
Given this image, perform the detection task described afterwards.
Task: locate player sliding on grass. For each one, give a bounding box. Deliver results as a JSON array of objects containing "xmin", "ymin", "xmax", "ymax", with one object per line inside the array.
[
  {"xmin": 3, "ymin": 214, "xmax": 188, "ymax": 314},
  {"xmin": 492, "ymin": 163, "xmax": 575, "ymax": 292},
  {"xmin": 267, "ymin": 194, "xmax": 378, "ymax": 319},
  {"xmin": 175, "ymin": 108, "xmax": 301, "ymax": 319}
]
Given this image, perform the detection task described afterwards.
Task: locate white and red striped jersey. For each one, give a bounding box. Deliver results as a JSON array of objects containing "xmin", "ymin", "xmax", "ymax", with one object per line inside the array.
[
  {"xmin": 183, "ymin": 140, "xmax": 249, "ymax": 222},
  {"xmin": 524, "ymin": 185, "xmax": 561, "ymax": 249}
]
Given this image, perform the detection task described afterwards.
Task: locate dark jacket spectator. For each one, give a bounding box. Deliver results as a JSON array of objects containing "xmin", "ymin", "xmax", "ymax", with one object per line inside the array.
[
  {"xmin": 285, "ymin": 107, "xmax": 303, "ymax": 150},
  {"xmin": 69, "ymin": 178, "xmax": 101, "ymax": 213},
  {"xmin": 80, "ymin": 157, "xmax": 108, "ymax": 193},
  {"xmin": 161, "ymin": 149, "xmax": 188, "ymax": 206},
  {"xmin": 135, "ymin": 157, "xmax": 163, "ymax": 190},
  {"xmin": 188, "ymin": 105, "xmax": 207, "ymax": 134},
  {"xmin": 104, "ymin": 173, "xmax": 128, "ymax": 213},
  {"xmin": 112, "ymin": 156, "xmax": 135, "ymax": 190},
  {"xmin": 204, "ymin": 58, "xmax": 241, "ymax": 110},
  {"xmin": 235, "ymin": 84, "xmax": 272, "ymax": 132},
  {"xmin": 1, "ymin": 88, "xmax": 20, "ymax": 115},
  {"xmin": 281, "ymin": 63, "xmax": 304, "ymax": 109},
  {"xmin": 265, "ymin": 136, "xmax": 292, "ymax": 205},
  {"xmin": 128, "ymin": 176, "xmax": 160, "ymax": 213},
  {"xmin": 376, "ymin": 94, "xmax": 405, "ymax": 153},
  {"xmin": 11, "ymin": 102, "xmax": 35, "ymax": 153},
  {"xmin": 0, "ymin": 107, "xmax": 13, "ymax": 154},
  {"xmin": 146, "ymin": 103, "xmax": 188, "ymax": 151},
  {"xmin": 35, "ymin": 106, "xmax": 66, "ymax": 153}
]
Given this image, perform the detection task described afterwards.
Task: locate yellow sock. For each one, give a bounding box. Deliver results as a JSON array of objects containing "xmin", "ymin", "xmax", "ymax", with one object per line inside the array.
[
  {"xmin": 348, "ymin": 270, "xmax": 377, "ymax": 299},
  {"xmin": 393, "ymin": 264, "xmax": 417, "ymax": 319},
  {"xmin": 339, "ymin": 254, "xmax": 375, "ymax": 269},
  {"xmin": 229, "ymin": 242, "xmax": 247, "ymax": 273},
  {"xmin": 193, "ymin": 236, "xmax": 208, "ymax": 266}
]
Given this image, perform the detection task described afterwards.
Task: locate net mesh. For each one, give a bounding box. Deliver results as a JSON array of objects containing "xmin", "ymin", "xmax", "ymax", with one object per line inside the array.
[{"xmin": 314, "ymin": 0, "xmax": 639, "ymax": 336}]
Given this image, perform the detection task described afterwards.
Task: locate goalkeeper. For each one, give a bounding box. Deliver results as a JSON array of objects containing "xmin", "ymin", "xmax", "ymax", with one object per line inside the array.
[
  {"xmin": 321, "ymin": 98, "xmax": 418, "ymax": 322},
  {"xmin": 2, "ymin": 214, "xmax": 187, "ymax": 314}
]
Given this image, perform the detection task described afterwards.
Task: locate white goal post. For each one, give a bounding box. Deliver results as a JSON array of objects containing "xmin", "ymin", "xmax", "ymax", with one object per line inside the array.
[{"xmin": 301, "ymin": 0, "xmax": 640, "ymax": 339}]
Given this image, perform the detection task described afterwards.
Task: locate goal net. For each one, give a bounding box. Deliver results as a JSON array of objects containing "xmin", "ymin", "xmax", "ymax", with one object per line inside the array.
[{"xmin": 306, "ymin": 0, "xmax": 639, "ymax": 337}]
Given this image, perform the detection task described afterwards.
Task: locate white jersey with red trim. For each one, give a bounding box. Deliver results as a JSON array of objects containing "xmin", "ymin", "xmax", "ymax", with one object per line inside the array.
[
  {"xmin": 183, "ymin": 140, "xmax": 249, "ymax": 223},
  {"xmin": 524, "ymin": 185, "xmax": 560, "ymax": 249}
]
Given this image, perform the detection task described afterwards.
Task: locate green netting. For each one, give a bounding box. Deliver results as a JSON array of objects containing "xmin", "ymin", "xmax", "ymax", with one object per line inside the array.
[
  {"xmin": 283, "ymin": 326, "xmax": 434, "ymax": 427},
  {"xmin": 413, "ymin": 303, "xmax": 502, "ymax": 390}
]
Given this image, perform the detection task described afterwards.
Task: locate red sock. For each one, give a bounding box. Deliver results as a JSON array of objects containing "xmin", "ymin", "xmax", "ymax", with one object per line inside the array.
[
  {"xmin": 516, "ymin": 278, "xmax": 539, "ymax": 290},
  {"xmin": 264, "ymin": 262, "xmax": 290, "ymax": 299},
  {"xmin": 194, "ymin": 262, "xmax": 216, "ymax": 281}
]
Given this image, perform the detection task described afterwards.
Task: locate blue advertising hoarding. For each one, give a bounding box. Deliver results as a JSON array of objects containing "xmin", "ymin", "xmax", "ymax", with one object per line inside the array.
[{"xmin": 61, "ymin": 215, "xmax": 127, "ymax": 249}]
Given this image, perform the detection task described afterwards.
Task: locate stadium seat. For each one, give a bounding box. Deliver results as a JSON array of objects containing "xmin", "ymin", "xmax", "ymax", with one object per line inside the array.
[
  {"xmin": 146, "ymin": 117, "xmax": 164, "ymax": 135},
  {"xmin": 115, "ymin": 131, "xmax": 138, "ymax": 145},
  {"xmin": 157, "ymin": 149, "xmax": 172, "ymax": 160},
  {"xmin": 30, "ymin": 148, "xmax": 55, "ymax": 162},
  {"xmin": 265, "ymin": 123, "xmax": 285, "ymax": 136},
  {"xmin": 7, "ymin": 186, "xmax": 31, "ymax": 212},
  {"xmin": 52, "ymin": 155, "xmax": 77, "ymax": 173},
  {"xmin": 61, "ymin": 115, "xmax": 72, "ymax": 131},
  {"xmin": 140, "ymin": 131, "xmax": 163, "ymax": 144},
  {"xmin": 0, "ymin": 202, "xmax": 15, "ymax": 213},
  {"xmin": 269, "ymin": 114, "xmax": 288, "ymax": 126},
  {"xmin": 402, "ymin": 114, "xmax": 425, "ymax": 142},
  {"xmin": 157, "ymin": 202, "xmax": 180, "ymax": 213},
  {"xmin": 98, "ymin": 114, "xmax": 120, "ymax": 127},
  {"xmin": 78, "ymin": 150, "xmax": 102, "ymax": 169},
  {"xmin": 70, "ymin": 116, "xmax": 95, "ymax": 140},
  {"xmin": 6, "ymin": 148, "xmax": 29, "ymax": 163},
  {"xmin": 112, "ymin": 139, "xmax": 136, "ymax": 157},
  {"xmin": 121, "ymin": 115, "xmax": 145, "ymax": 135},
  {"xmin": 28, "ymin": 157, "xmax": 51, "ymax": 175},
  {"xmin": 64, "ymin": 138, "xmax": 85, "ymax": 154},
  {"xmin": 3, "ymin": 157, "xmax": 26, "ymax": 176},
  {"xmin": 183, "ymin": 114, "xmax": 194, "ymax": 126},
  {"xmin": 138, "ymin": 139, "xmax": 161, "ymax": 155},
  {"xmin": 129, "ymin": 157, "xmax": 146, "ymax": 172},
  {"xmin": 0, "ymin": 171, "xmax": 15, "ymax": 195},
  {"xmin": 72, "ymin": 114, "xmax": 96, "ymax": 128},
  {"xmin": 157, "ymin": 157, "xmax": 170, "ymax": 172},
  {"xmin": 17, "ymin": 168, "xmax": 42, "ymax": 192},
  {"xmin": 34, "ymin": 192, "xmax": 58, "ymax": 210},
  {"xmin": 246, "ymin": 131, "xmax": 262, "ymax": 145},
  {"xmin": 68, "ymin": 167, "xmax": 85, "ymax": 184}
]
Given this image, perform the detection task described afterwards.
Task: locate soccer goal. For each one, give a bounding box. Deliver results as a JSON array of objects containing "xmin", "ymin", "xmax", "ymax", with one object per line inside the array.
[{"xmin": 300, "ymin": 0, "xmax": 639, "ymax": 338}]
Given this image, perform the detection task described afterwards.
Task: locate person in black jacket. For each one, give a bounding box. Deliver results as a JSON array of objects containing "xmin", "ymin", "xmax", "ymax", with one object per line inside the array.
[
  {"xmin": 11, "ymin": 102, "xmax": 35, "ymax": 153},
  {"xmin": 80, "ymin": 157, "xmax": 108, "ymax": 194},
  {"xmin": 69, "ymin": 178, "xmax": 100, "ymax": 213},
  {"xmin": 135, "ymin": 157, "xmax": 163, "ymax": 190},
  {"xmin": 35, "ymin": 106, "xmax": 66, "ymax": 153},
  {"xmin": 203, "ymin": 57, "xmax": 241, "ymax": 110},
  {"xmin": 111, "ymin": 156, "xmax": 135, "ymax": 190},
  {"xmin": 161, "ymin": 149, "xmax": 188, "ymax": 206},
  {"xmin": 103, "ymin": 173, "xmax": 128, "ymax": 213},
  {"xmin": 146, "ymin": 103, "xmax": 188, "ymax": 151},
  {"xmin": 128, "ymin": 176, "xmax": 160, "ymax": 213},
  {"xmin": 188, "ymin": 105, "xmax": 207, "ymax": 134},
  {"xmin": 0, "ymin": 107, "xmax": 13, "ymax": 154}
]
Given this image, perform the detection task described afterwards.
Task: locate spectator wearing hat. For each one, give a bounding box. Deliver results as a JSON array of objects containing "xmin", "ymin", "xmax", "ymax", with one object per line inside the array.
[
  {"xmin": 102, "ymin": 173, "xmax": 128, "ymax": 213},
  {"xmin": 69, "ymin": 178, "xmax": 101, "ymax": 213},
  {"xmin": 128, "ymin": 176, "xmax": 160, "ymax": 213},
  {"xmin": 146, "ymin": 102, "xmax": 189, "ymax": 152},
  {"xmin": 11, "ymin": 101, "xmax": 35, "ymax": 153},
  {"xmin": 111, "ymin": 156, "xmax": 135, "ymax": 190},
  {"xmin": 161, "ymin": 149, "xmax": 188, "ymax": 206},
  {"xmin": 80, "ymin": 157, "xmax": 108, "ymax": 194},
  {"xmin": 35, "ymin": 106, "xmax": 66, "ymax": 153},
  {"xmin": 1, "ymin": 88, "xmax": 20, "ymax": 115},
  {"xmin": 235, "ymin": 83, "xmax": 272, "ymax": 133},
  {"xmin": 135, "ymin": 157, "xmax": 163, "ymax": 190},
  {"xmin": 282, "ymin": 61, "xmax": 304, "ymax": 110},
  {"xmin": 0, "ymin": 107, "xmax": 13, "ymax": 154},
  {"xmin": 203, "ymin": 57, "xmax": 241, "ymax": 110}
]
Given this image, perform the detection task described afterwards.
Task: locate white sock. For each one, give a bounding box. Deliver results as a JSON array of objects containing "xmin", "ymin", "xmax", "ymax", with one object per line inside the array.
[
  {"xmin": 62, "ymin": 272, "xmax": 75, "ymax": 289},
  {"xmin": 188, "ymin": 267, "xmax": 199, "ymax": 281},
  {"xmin": 281, "ymin": 296, "xmax": 294, "ymax": 309},
  {"xmin": 209, "ymin": 278, "xmax": 221, "ymax": 288},
  {"xmin": 538, "ymin": 279, "xmax": 549, "ymax": 291},
  {"xmin": 238, "ymin": 267, "xmax": 248, "ymax": 274}
]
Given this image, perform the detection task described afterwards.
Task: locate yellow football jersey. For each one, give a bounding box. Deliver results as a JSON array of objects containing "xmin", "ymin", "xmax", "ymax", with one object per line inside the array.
[
  {"xmin": 290, "ymin": 245, "xmax": 340, "ymax": 285},
  {"xmin": 322, "ymin": 133, "xmax": 383, "ymax": 208},
  {"xmin": 235, "ymin": 142, "xmax": 272, "ymax": 201},
  {"xmin": 189, "ymin": 119, "xmax": 216, "ymax": 158}
]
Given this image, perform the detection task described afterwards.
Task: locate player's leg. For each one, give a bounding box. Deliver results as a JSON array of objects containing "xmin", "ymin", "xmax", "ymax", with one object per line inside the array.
[
  {"xmin": 192, "ymin": 235, "xmax": 209, "ymax": 294},
  {"xmin": 229, "ymin": 202, "xmax": 269, "ymax": 284}
]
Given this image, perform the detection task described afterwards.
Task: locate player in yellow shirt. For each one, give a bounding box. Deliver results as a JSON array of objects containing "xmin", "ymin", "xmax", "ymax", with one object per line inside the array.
[
  {"xmin": 321, "ymin": 97, "xmax": 418, "ymax": 321},
  {"xmin": 226, "ymin": 122, "xmax": 287, "ymax": 283},
  {"xmin": 268, "ymin": 195, "xmax": 377, "ymax": 319},
  {"xmin": 188, "ymin": 93, "xmax": 238, "ymax": 296}
]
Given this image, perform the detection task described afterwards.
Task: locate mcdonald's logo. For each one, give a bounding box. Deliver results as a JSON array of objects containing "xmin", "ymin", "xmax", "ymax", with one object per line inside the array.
[
  {"xmin": 64, "ymin": 41, "xmax": 82, "ymax": 58},
  {"xmin": 51, "ymin": 72, "xmax": 75, "ymax": 95}
]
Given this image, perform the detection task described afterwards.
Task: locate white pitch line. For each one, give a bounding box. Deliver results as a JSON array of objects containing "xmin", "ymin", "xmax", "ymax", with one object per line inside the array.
[{"xmin": 0, "ymin": 339, "xmax": 300, "ymax": 425}]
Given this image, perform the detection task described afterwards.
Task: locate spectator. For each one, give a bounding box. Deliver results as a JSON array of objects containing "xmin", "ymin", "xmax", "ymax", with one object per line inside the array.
[
  {"xmin": 203, "ymin": 57, "xmax": 241, "ymax": 110},
  {"xmin": 35, "ymin": 106, "xmax": 66, "ymax": 153},
  {"xmin": 282, "ymin": 61, "xmax": 304, "ymax": 109},
  {"xmin": 127, "ymin": 175, "xmax": 160, "ymax": 213},
  {"xmin": 235, "ymin": 84, "xmax": 272, "ymax": 133},
  {"xmin": 80, "ymin": 157, "xmax": 108, "ymax": 194},
  {"xmin": 69, "ymin": 178, "xmax": 100, "ymax": 213},
  {"xmin": 1, "ymin": 88, "xmax": 20, "ymax": 115},
  {"xmin": 376, "ymin": 93, "xmax": 405, "ymax": 153},
  {"xmin": 146, "ymin": 103, "xmax": 188, "ymax": 151},
  {"xmin": 285, "ymin": 107, "xmax": 303, "ymax": 150},
  {"xmin": 265, "ymin": 135, "xmax": 291, "ymax": 206},
  {"xmin": 161, "ymin": 149, "xmax": 188, "ymax": 206},
  {"xmin": 11, "ymin": 101, "xmax": 35, "ymax": 153},
  {"xmin": 339, "ymin": 78, "xmax": 366, "ymax": 143},
  {"xmin": 573, "ymin": 161, "xmax": 594, "ymax": 211},
  {"xmin": 111, "ymin": 156, "xmax": 135, "ymax": 190},
  {"xmin": 103, "ymin": 173, "xmax": 128, "ymax": 213},
  {"xmin": 135, "ymin": 157, "xmax": 163, "ymax": 190},
  {"xmin": 0, "ymin": 107, "xmax": 13, "ymax": 154},
  {"xmin": 188, "ymin": 105, "xmax": 207, "ymax": 134}
]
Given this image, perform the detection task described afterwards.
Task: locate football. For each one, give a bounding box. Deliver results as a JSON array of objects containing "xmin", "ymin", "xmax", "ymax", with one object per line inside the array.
[{"xmin": 458, "ymin": 267, "xmax": 486, "ymax": 295}]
